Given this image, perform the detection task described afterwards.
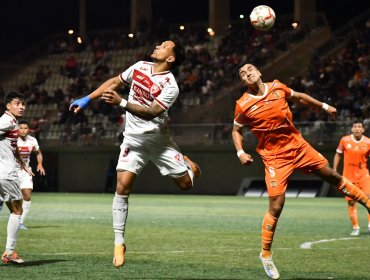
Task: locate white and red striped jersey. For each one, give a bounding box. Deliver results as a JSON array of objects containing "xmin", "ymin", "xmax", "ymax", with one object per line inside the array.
[
  {"xmin": 17, "ymin": 135, "xmax": 39, "ymax": 169},
  {"xmin": 119, "ymin": 61, "xmax": 179, "ymax": 135},
  {"xmin": 0, "ymin": 111, "xmax": 19, "ymax": 180}
]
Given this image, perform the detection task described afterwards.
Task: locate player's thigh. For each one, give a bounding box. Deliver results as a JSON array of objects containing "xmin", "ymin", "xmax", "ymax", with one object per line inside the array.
[
  {"xmin": 19, "ymin": 170, "xmax": 33, "ymax": 190},
  {"xmin": 151, "ymin": 140, "xmax": 188, "ymax": 177},
  {"xmin": 116, "ymin": 137, "xmax": 149, "ymax": 175},
  {"xmin": 296, "ymin": 143, "xmax": 328, "ymax": 174},
  {"xmin": 0, "ymin": 179, "xmax": 22, "ymax": 201},
  {"xmin": 262, "ymin": 156, "xmax": 293, "ymax": 197}
]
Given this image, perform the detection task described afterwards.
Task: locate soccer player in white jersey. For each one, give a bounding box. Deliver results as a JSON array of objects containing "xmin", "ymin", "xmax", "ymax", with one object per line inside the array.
[
  {"xmin": 0, "ymin": 92, "xmax": 33, "ymax": 264},
  {"xmin": 70, "ymin": 35, "xmax": 201, "ymax": 268},
  {"xmin": 17, "ymin": 120, "xmax": 45, "ymax": 230}
]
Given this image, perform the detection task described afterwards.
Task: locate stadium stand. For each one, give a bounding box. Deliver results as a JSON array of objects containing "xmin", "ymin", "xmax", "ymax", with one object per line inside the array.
[{"xmin": 0, "ymin": 10, "xmax": 369, "ymax": 148}]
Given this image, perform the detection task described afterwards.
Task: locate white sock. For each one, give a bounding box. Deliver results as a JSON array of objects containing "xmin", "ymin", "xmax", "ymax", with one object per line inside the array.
[
  {"xmin": 20, "ymin": 200, "xmax": 31, "ymax": 224},
  {"xmin": 6, "ymin": 214, "xmax": 21, "ymax": 254},
  {"xmin": 184, "ymin": 162, "xmax": 194, "ymax": 186},
  {"xmin": 112, "ymin": 193, "xmax": 129, "ymax": 246}
]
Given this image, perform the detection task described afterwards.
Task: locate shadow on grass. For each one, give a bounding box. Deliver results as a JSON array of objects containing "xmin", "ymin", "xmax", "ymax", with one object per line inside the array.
[
  {"xmin": 2, "ymin": 259, "xmax": 68, "ymax": 267},
  {"xmin": 20, "ymin": 225, "xmax": 61, "ymax": 229}
]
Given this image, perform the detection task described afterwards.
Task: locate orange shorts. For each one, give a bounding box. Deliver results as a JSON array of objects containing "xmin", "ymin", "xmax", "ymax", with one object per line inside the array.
[
  {"xmin": 345, "ymin": 175, "xmax": 370, "ymax": 201},
  {"xmin": 262, "ymin": 141, "xmax": 328, "ymax": 197}
]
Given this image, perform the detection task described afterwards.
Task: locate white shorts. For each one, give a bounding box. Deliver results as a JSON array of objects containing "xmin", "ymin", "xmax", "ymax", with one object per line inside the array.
[
  {"xmin": 117, "ymin": 134, "xmax": 188, "ymax": 177},
  {"xmin": 18, "ymin": 169, "xmax": 33, "ymax": 190},
  {"xmin": 0, "ymin": 179, "xmax": 22, "ymax": 202}
]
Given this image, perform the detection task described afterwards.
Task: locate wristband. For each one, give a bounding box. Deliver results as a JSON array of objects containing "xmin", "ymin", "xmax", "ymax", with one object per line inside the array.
[
  {"xmin": 237, "ymin": 150, "xmax": 245, "ymax": 157},
  {"xmin": 321, "ymin": 103, "xmax": 329, "ymax": 111},
  {"xmin": 119, "ymin": 99, "xmax": 128, "ymax": 108}
]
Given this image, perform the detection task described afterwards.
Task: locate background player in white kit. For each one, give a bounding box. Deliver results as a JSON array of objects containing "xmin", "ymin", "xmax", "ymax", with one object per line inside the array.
[
  {"xmin": 0, "ymin": 92, "xmax": 33, "ymax": 264},
  {"xmin": 70, "ymin": 35, "xmax": 201, "ymax": 268},
  {"xmin": 17, "ymin": 120, "xmax": 46, "ymax": 230}
]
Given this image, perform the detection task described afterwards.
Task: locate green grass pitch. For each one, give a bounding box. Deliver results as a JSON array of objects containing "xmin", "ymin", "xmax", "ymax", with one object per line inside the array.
[{"xmin": 1, "ymin": 193, "xmax": 369, "ymax": 279}]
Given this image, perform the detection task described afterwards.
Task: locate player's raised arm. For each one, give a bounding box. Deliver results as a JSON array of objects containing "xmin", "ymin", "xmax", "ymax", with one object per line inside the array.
[
  {"xmin": 289, "ymin": 91, "xmax": 337, "ymax": 118},
  {"xmin": 69, "ymin": 76, "xmax": 122, "ymax": 113}
]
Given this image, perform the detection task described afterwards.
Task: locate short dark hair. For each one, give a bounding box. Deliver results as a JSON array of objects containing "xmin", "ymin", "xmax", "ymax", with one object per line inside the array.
[
  {"xmin": 352, "ymin": 119, "xmax": 364, "ymax": 126},
  {"xmin": 170, "ymin": 34, "xmax": 185, "ymax": 69},
  {"xmin": 18, "ymin": 120, "xmax": 29, "ymax": 126},
  {"xmin": 5, "ymin": 91, "xmax": 24, "ymax": 105}
]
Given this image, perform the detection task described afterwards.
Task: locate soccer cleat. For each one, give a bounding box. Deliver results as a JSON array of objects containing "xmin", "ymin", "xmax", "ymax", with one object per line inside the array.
[
  {"xmin": 183, "ymin": 155, "xmax": 201, "ymax": 177},
  {"xmin": 350, "ymin": 228, "xmax": 360, "ymax": 236},
  {"xmin": 2, "ymin": 251, "xmax": 25, "ymax": 264},
  {"xmin": 113, "ymin": 244, "xmax": 126, "ymax": 268},
  {"xmin": 19, "ymin": 224, "xmax": 28, "ymax": 230},
  {"xmin": 259, "ymin": 252, "xmax": 280, "ymax": 280},
  {"xmin": 0, "ymin": 200, "xmax": 3, "ymax": 213}
]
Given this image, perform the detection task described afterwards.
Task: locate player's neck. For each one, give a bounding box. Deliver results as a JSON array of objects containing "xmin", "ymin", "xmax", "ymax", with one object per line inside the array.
[
  {"xmin": 353, "ymin": 134, "xmax": 362, "ymax": 141},
  {"xmin": 152, "ymin": 61, "xmax": 170, "ymax": 74},
  {"xmin": 248, "ymin": 82, "xmax": 265, "ymax": 96},
  {"xmin": 20, "ymin": 136, "xmax": 27, "ymax": 141}
]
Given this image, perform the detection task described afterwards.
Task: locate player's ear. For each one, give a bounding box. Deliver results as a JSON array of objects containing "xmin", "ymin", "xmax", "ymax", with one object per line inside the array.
[{"xmin": 166, "ymin": 55, "xmax": 175, "ymax": 64}]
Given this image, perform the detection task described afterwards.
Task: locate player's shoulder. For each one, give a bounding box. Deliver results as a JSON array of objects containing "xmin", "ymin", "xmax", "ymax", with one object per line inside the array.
[
  {"xmin": 26, "ymin": 135, "xmax": 38, "ymax": 144},
  {"xmin": 236, "ymin": 93, "xmax": 253, "ymax": 108},
  {"xmin": 266, "ymin": 79, "xmax": 286, "ymax": 89},
  {"xmin": 342, "ymin": 135, "xmax": 352, "ymax": 142},
  {"xmin": 363, "ymin": 135, "xmax": 370, "ymax": 144}
]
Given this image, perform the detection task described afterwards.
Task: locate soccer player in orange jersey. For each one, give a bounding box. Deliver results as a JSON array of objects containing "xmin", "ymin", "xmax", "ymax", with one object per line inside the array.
[
  {"xmin": 333, "ymin": 120, "xmax": 370, "ymax": 236},
  {"xmin": 232, "ymin": 64, "xmax": 370, "ymax": 280}
]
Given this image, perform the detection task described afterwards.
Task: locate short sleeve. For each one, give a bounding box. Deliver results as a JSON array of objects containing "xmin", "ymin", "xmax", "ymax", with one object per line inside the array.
[
  {"xmin": 119, "ymin": 61, "xmax": 141, "ymax": 85},
  {"xmin": 336, "ymin": 138, "xmax": 344, "ymax": 153},
  {"xmin": 233, "ymin": 103, "xmax": 248, "ymax": 127}
]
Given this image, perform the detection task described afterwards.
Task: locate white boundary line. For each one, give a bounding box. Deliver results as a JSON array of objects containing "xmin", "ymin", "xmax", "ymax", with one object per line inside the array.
[{"xmin": 300, "ymin": 237, "xmax": 358, "ymax": 249}]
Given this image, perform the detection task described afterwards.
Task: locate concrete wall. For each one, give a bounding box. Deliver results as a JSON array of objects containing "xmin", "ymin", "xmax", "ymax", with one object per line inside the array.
[{"xmin": 41, "ymin": 144, "xmax": 341, "ymax": 196}]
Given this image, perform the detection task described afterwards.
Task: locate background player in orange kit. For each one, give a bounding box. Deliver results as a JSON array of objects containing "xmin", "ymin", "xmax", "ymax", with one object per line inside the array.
[
  {"xmin": 232, "ymin": 63, "xmax": 370, "ymax": 280},
  {"xmin": 333, "ymin": 120, "xmax": 370, "ymax": 236}
]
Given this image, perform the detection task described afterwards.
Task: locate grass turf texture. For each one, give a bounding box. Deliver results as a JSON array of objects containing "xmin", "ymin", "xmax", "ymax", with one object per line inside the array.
[{"xmin": 0, "ymin": 193, "xmax": 369, "ymax": 279}]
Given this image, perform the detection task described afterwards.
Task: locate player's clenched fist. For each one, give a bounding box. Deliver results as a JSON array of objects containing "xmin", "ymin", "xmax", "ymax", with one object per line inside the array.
[{"xmin": 239, "ymin": 153, "xmax": 253, "ymax": 165}]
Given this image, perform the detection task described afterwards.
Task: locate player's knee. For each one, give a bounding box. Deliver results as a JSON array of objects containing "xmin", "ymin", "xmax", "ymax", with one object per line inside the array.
[{"xmin": 177, "ymin": 180, "xmax": 193, "ymax": 191}]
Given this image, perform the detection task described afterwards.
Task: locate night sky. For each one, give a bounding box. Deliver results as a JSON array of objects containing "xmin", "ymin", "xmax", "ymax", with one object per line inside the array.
[{"xmin": 1, "ymin": 0, "xmax": 368, "ymax": 62}]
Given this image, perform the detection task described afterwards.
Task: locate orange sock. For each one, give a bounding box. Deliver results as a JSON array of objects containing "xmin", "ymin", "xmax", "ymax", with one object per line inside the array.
[
  {"xmin": 337, "ymin": 177, "xmax": 370, "ymax": 208},
  {"xmin": 261, "ymin": 212, "xmax": 278, "ymax": 258},
  {"xmin": 348, "ymin": 204, "xmax": 359, "ymax": 229}
]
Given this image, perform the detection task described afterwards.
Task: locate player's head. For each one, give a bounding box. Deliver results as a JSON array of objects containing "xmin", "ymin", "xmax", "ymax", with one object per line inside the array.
[
  {"xmin": 18, "ymin": 120, "xmax": 30, "ymax": 138},
  {"xmin": 5, "ymin": 91, "xmax": 25, "ymax": 118},
  {"xmin": 238, "ymin": 63, "xmax": 262, "ymax": 85},
  {"xmin": 151, "ymin": 35, "xmax": 185, "ymax": 69},
  {"xmin": 351, "ymin": 120, "xmax": 365, "ymax": 137}
]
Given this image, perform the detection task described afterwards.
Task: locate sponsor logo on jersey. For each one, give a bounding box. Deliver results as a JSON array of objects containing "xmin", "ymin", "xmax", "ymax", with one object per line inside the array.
[
  {"xmin": 150, "ymin": 84, "xmax": 161, "ymax": 97},
  {"xmin": 251, "ymin": 105, "xmax": 259, "ymax": 112}
]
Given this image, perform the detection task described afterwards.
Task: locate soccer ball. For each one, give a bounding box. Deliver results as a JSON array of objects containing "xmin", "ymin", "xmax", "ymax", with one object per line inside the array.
[{"xmin": 250, "ymin": 5, "xmax": 276, "ymax": 31}]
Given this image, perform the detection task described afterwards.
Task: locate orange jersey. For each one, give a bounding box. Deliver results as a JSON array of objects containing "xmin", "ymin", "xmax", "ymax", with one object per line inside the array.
[
  {"xmin": 336, "ymin": 134, "xmax": 370, "ymax": 183},
  {"xmin": 234, "ymin": 80, "xmax": 304, "ymax": 156}
]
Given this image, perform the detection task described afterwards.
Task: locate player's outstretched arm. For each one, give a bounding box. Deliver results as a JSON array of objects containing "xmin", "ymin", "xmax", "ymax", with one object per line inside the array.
[
  {"xmin": 70, "ymin": 76, "xmax": 122, "ymax": 113},
  {"xmin": 289, "ymin": 91, "xmax": 337, "ymax": 118}
]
